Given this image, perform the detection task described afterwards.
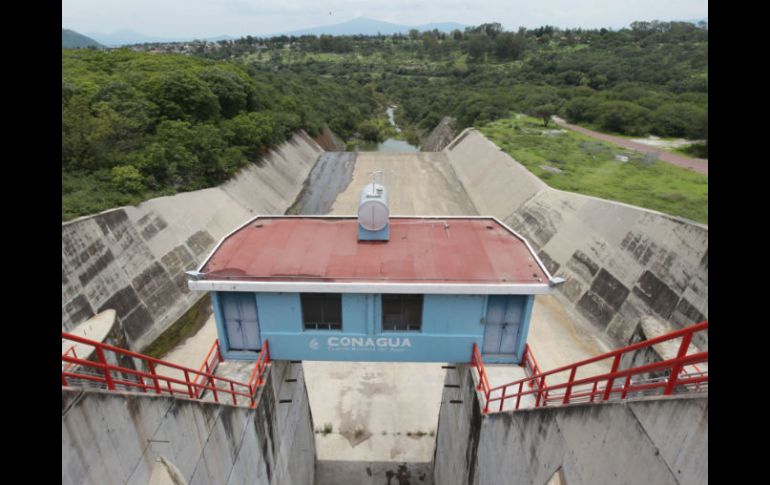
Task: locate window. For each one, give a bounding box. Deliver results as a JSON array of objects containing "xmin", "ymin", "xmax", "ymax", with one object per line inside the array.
[
  {"xmin": 301, "ymin": 293, "xmax": 342, "ymax": 330},
  {"xmin": 382, "ymin": 294, "xmax": 423, "ymax": 331}
]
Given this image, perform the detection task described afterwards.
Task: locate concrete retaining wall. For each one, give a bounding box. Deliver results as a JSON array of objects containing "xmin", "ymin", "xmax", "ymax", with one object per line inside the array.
[
  {"xmin": 62, "ymin": 132, "xmax": 323, "ymax": 351},
  {"xmin": 433, "ymin": 365, "xmax": 708, "ymax": 485},
  {"xmin": 444, "ymin": 129, "xmax": 708, "ymax": 347},
  {"xmin": 432, "ymin": 364, "xmax": 483, "ymax": 485},
  {"xmin": 62, "ymin": 360, "xmax": 315, "ymax": 485}
]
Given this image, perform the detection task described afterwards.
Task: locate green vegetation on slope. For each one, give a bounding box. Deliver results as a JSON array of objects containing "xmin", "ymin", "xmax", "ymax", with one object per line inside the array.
[
  {"xmin": 479, "ymin": 115, "xmax": 708, "ymax": 223},
  {"xmin": 61, "ymin": 49, "xmax": 380, "ymax": 220},
  {"xmin": 63, "ymin": 21, "xmax": 708, "ymax": 221},
  {"xmin": 62, "ymin": 29, "xmax": 104, "ymax": 49},
  {"xmin": 204, "ymin": 20, "xmax": 706, "ymax": 147}
]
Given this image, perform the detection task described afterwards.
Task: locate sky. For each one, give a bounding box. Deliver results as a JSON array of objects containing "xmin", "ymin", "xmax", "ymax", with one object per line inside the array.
[{"xmin": 62, "ymin": 0, "xmax": 708, "ymax": 38}]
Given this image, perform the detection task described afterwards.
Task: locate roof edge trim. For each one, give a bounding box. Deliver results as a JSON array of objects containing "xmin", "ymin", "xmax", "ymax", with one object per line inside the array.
[{"xmin": 188, "ymin": 280, "xmax": 553, "ymax": 295}]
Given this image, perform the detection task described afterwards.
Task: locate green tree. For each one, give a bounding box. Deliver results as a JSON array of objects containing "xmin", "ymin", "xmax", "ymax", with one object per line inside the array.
[
  {"xmin": 151, "ymin": 71, "xmax": 220, "ymax": 122},
  {"xmin": 595, "ymin": 100, "xmax": 650, "ymax": 135},
  {"xmin": 422, "ymin": 33, "xmax": 440, "ymax": 60},
  {"xmin": 221, "ymin": 112, "xmax": 276, "ymax": 158},
  {"xmin": 198, "ymin": 67, "xmax": 252, "ymax": 118},
  {"xmin": 467, "ymin": 34, "xmax": 489, "ymax": 63},
  {"xmin": 356, "ymin": 120, "xmax": 382, "ymax": 142},
  {"xmin": 136, "ymin": 120, "xmax": 201, "ymax": 186},
  {"xmin": 564, "ymin": 96, "xmax": 601, "ymax": 122},
  {"xmin": 62, "ymin": 95, "xmax": 109, "ymax": 170},
  {"xmin": 90, "ymin": 83, "xmax": 154, "ymax": 158},
  {"xmin": 111, "ymin": 165, "xmax": 145, "ymax": 193},
  {"xmin": 530, "ymin": 104, "xmax": 559, "ymax": 127},
  {"xmin": 650, "ymin": 103, "xmax": 707, "ymax": 139},
  {"xmin": 493, "ymin": 32, "xmax": 524, "ymax": 60}
]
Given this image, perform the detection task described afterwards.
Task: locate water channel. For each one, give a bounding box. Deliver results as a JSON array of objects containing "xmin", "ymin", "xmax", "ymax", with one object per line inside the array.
[
  {"xmin": 354, "ymin": 105, "xmax": 420, "ymax": 153},
  {"xmin": 288, "ymin": 105, "xmax": 419, "ymax": 214}
]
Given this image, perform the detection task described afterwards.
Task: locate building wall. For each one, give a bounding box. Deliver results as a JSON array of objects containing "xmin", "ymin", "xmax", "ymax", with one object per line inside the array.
[
  {"xmin": 61, "ymin": 132, "xmax": 324, "ymax": 352},
  {"xmin": 444, "ymin": 129, "xmax": 708, "ymax": 348},
  {"xmin": 213, "ymin": 292, "xmax": 535, "ymax": 363}
]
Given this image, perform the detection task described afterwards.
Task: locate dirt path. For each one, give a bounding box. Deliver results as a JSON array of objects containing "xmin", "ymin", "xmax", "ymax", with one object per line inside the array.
[{"xmin": 552, "ymin": 116, "xmax": 708, "ymax": 175}]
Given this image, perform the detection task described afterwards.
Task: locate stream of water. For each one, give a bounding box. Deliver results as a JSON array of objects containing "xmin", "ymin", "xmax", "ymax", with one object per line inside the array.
[
  {"xmin": 289, "ymin": 105, "xmax": 419, "ymax": 213},
  {"xmin": 355, "ymin": 105, "xmax": 419, "ymax": 153}
]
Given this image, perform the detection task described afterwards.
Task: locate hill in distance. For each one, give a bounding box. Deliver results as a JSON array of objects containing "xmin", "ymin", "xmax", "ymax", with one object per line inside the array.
[
  {"xmin": 682, "ymin": 17, "xmax": 708, "ymax": 23},
  {"xmin": 62, "ymin": 29, "xmax": 104, "ymax": 49},
  {"xmin": 270, "ymin": 17, "xmax": 466, "ymax": 37},
  {"xmin": 85, "ymin": 29, "xmax": 234, "ymax": 47},
  {"xmin": 83, "ymin": 18, "xmax": 465, "ymax": 47}
]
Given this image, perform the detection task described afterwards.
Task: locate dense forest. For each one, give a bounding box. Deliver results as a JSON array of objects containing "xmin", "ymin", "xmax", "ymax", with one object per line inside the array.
[
  {"xmin": 62, "ymin": 20, "xmax": 707, "ymax": 220},
  {"xmin": 248, "ymin": 21, "xmax": 708, "ymax": 144},
  {"xmin": 62, "ymin": 50, "xmax": 378, "ymax": 219}
]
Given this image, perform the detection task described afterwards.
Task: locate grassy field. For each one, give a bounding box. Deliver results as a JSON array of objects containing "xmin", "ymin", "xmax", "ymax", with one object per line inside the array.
[
  {"xmin": 673, "ymin": 142, "xmax": 708, "ymax": 158},
  {"xmin": 479, "ymin": 114, "xmax": 708, "ymax": 224}
]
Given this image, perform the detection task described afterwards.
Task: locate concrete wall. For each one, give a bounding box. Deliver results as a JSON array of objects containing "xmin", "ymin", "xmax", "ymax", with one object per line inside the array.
[
  {"xmin": 62, "ymin": 132, "xmax": 324, "ymax": 351},
  {"xmin": 444, "ymin": 129, "xmax": 708, "ymax": 348},
  {"xmin": 62, "ymin": 360, "xmax": 315, "ymax": 485},
  {"xmin": 433, "ymin": 365, "xmax": 708, "ymax": 485},
  {"xmin": 432, "ymin": 364, "xmax": 484, "ymax": 485},
  {"xmin": 421, "ymin": 116, "xmax": 457, "ymax": 152}
]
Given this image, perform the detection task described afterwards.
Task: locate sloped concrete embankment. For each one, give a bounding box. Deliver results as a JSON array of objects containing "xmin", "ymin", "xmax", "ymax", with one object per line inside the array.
[
  {"xmin": 433, "ymin": 365, "xmax": 707, "ymax": 485},
  {"xmin": 62, "ymin": 360, "xmax": 315, "ymax": 485},
  {"xmin": 443, "ymin": 129, "xmax": 708, "ymax": 349},
  {"xmin": 61, "ymin": 132, "xmax": 324, "ymax": 351},
  {"xmin": 421, "ymin": 116, "xmax": 457, "ymax": 152}
]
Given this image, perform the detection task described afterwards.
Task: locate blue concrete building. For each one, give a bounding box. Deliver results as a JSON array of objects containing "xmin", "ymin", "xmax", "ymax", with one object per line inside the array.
[{"xmin": 188, "ymin": 213, "xmax": 558, "ymax": 364}]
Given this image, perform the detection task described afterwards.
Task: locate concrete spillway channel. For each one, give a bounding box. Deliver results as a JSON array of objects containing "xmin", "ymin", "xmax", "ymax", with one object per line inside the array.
[
  {"xmin": 62, "ymin": 128, "xmax": 707, "ymax": 484},
  {"xmin": 225, "ymin": 144, "xmax": 626, "ymax": 482},
  {"xmin": 278, "ymin": 149, "xmax": 483, "ymax": 483},
  {"xmin": 287, "ymin": 152, "xmax": 357, "ymax": 215}
]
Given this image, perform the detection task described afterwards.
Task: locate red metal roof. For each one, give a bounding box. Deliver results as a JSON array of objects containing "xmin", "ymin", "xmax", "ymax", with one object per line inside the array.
[{"xmin": 199, "ymin": 217, "xmax": 550, "ymax": 287}]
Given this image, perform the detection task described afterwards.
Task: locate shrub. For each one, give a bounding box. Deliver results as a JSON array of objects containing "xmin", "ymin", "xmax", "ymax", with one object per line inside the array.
[
  {"xmin": 110, "ymin": 165, "xmax": 144, "ymax": 193},
  {"xmin": 650, "ymin": 102, "xmax": 707, "ymax": 139},
  {"xmin": 595, "ymin": 100, "xmax": 650, "ymax": 135},
  {"xmin": 357, "ymin": 120, "xmax": 382, "ymax": 142}
]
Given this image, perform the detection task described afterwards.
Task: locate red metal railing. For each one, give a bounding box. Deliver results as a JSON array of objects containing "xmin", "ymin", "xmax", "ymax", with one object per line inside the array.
[
  {"xmin": 61, "ymin": 345, "xmax": 78, "ymax": 383},
  {"xmin": 680, "ymin": 362, "xmax": 706, "ymax": 392},
  {"xmin": 191, "ymin": 340, "xmax": 224, "ymax": 399},
  {"xmin": 471, "ymin": 321, "xmax": 708, "ymax": 414},
  {"xmin": 61, "ymin": 332, "xmax": 271, "ymax": 408},
  {"xmin": 471, "ymin": 342, "xmax": 548, "ymax": 414},
  {"xmin": 521, "ymin": 343, "xmax": 541, "ymax": 378},
  {"xmin": 471, "ymin": 343, "xmax": 492, "ymax": 409},
  {"xmin": 247, "ymin": 342, "xmax": 271, "ymax": 393}
]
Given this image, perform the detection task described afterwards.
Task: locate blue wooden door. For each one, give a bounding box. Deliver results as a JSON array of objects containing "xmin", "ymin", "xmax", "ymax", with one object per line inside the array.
[
  {"xmin": 482, "ymin": 296, "xmax": 524, "ymax": 355},
  {"xmin": 220, "ymin": 293, "xmax": 261, "ymax": 351}
]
